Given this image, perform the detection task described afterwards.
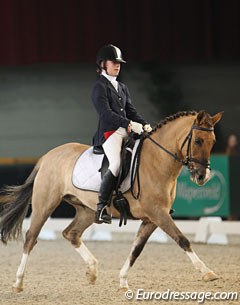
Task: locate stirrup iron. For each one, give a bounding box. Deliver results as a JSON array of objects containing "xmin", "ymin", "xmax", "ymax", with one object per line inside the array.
[{"xmin": 96, "ymin": 204, "xmax": 112, "ymax": 224}]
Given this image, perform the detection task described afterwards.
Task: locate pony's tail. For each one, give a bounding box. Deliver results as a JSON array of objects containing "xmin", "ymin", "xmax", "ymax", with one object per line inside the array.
[{"xmin": 0, "ymin": 164, "xmax": 39, "ymax": 244}]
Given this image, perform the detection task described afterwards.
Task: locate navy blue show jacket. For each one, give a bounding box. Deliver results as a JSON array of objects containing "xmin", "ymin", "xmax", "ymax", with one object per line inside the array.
[{"xmin": 92, "ymin": 75, "xmax": 147, "ymax": 146}]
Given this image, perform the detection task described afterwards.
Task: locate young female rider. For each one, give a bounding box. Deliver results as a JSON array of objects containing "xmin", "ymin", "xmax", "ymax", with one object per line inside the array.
[{"xmin": 92, "ymin": 44, "xmax": 152, "ymax": 224}]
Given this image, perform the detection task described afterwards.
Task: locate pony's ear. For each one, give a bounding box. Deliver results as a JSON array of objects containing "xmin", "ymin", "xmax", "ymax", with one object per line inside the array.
[
  {"xmin": 211, "ymin": 111, "xmax": 224, "ymax": 126},
  {"xmin": 196, "ymin": 110, "xmax": 207, "ymax": 125}
]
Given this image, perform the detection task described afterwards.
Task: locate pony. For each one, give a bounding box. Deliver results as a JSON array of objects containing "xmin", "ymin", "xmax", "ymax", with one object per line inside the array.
[{"xmin": 0, "ymin": 110, "xmax": 223, "ymax": 292}]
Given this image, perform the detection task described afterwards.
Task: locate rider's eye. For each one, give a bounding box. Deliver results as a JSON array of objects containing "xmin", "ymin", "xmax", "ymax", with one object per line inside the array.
[{"xmin": 195, "ymin": 138, "xmax": 203, "ymax": 146}]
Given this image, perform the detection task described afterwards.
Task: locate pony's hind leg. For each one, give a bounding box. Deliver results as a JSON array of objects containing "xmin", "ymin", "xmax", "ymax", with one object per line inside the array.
[
  {"xmin": 62, "ymin": 204, "xmax": 98, "ymax": 284},
  {"xmin": 149, "ymin": 209, "xmax": 218, "ymax": 282},
  {"xmin": 13, "ymin": 185, "xmax": 61, "ymax": 292},
  {"xmin": 12, "ymin": 210, "xmax": 52, "ymax": 292},
  {"xmin": 119, "ymin": 220, "xmax": 157, "ymax": 290}
]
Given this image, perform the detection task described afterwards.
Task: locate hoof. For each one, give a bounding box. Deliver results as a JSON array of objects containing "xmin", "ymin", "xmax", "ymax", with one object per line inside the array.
[
  {"xmin": 202, "ymin": 271, "xmax": 219, "ymax": 282},
  {"xmin": 118, "ymin": 286, "xmax": 129, "ymax": 292},
  {"xmin": 12, "ymin": 286, "xmax": 23, "ymax": 293},
  {"xmin": 86, "ymin": 265, "xmax": 98, "ymax": 284}
]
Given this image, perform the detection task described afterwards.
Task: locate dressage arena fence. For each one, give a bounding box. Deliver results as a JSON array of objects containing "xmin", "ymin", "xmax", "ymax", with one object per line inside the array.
[{"xmin": 21, "ymin": 217, "xmax": 240, "ymax": 245}]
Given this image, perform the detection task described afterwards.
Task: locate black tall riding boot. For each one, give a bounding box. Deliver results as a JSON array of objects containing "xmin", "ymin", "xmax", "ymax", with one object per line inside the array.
[{"xmin": 96, "ymin": 169, "xmax": 117, "ymax": 224}]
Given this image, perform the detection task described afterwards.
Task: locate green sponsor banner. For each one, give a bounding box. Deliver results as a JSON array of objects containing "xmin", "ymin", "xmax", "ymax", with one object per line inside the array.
[{"xmin": 173, "ymin": 155, "xmax": 230, "ymax": 217}]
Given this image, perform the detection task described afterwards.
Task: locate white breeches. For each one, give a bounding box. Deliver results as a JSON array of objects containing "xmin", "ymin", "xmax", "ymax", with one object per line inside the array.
[{"xmin": 102, "ymin": 127, "xmax": 128, "ymax": 177}]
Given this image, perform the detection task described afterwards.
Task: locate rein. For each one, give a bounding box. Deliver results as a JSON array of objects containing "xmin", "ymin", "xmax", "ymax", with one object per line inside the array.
[{"xmin": 130, "ymin": 124, "xmax": 214, "ymax": 200}]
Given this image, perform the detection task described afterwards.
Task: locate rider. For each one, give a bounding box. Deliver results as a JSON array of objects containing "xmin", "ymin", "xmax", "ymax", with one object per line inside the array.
[{"xmin": 92, "ymin": 44, "xmax": 152, "ymax": 224}]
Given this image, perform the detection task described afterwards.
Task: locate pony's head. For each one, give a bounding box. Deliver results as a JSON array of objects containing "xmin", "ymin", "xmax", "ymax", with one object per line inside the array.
[{"xmin": 183, "ymin": 110, "xmax": 223, "ymax": 186}]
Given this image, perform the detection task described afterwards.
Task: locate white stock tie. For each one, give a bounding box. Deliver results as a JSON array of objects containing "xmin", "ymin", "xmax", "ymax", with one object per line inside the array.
[{"xmin": 111, "ymin": 79, "xmax": 118, "ymax": 92}]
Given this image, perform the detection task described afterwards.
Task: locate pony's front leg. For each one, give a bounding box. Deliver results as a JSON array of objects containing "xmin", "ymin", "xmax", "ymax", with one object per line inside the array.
[
  {"xmin": 186, "ymin": 251, "xmax": 219, "ymax": 281},
  {"xmin": 119, "ymin": 220, "xmax": 156, "ymax": 290},
  {"xmin": 149, "ymin": 209, "xmax": 218, "ymax": 282}
]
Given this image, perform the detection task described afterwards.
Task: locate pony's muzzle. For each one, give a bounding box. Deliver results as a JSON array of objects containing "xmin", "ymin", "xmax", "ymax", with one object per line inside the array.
[{"xmin": 190, "ymin": 166, "xmax": 211, "ymax": 186}]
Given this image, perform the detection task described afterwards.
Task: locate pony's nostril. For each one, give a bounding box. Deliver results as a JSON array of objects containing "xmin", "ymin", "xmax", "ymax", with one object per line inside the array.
[{"xmin": 198, "ymin": 175, "xmax": 204, "ymax": 181}]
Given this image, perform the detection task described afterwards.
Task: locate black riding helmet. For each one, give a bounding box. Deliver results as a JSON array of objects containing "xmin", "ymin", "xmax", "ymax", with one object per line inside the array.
[{"xmin": 96, "ymin": 44, "xmax": 126, "ymax": 67}]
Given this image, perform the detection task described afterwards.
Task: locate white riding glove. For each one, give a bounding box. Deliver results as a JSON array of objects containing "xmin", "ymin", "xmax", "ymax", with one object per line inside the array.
[
  {"xmin": 129, "ymin": 121, "xmax": 143, "ymax": 135},
  {"xmin": 144, "ymin": 124, "xmax": 152, "ymax": 133}
]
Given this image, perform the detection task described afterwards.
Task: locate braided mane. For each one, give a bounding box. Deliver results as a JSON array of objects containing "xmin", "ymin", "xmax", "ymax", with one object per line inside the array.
[{"xmin": 151, "ymin": 110, "xmax": 197, "ymax": 133}]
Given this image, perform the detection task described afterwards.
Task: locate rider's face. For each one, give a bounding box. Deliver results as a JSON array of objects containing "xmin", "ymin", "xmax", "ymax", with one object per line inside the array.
[{"xmin": 105, "ymin": 60, "xmax": 121, "ymax": 77}]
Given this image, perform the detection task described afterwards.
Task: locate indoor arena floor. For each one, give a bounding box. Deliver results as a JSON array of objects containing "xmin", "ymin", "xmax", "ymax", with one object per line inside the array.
[{"xmin": 0, "ymin": 238, "xmax": 239, "ymax": 305}]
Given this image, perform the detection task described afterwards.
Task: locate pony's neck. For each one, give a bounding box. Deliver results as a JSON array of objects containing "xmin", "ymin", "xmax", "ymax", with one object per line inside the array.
[
  {"xmin": 152, "ymin": 115, "xmax": 196, "ymax": 156},
  {"xmin": 142, "ymin": 114, "xmax": 196, "ymax": 178}
]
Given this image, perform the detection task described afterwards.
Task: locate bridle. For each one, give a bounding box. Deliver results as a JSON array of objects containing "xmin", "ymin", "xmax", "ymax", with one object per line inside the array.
[
  {"xmin": 180, "ymin": 124, "xmax": 214, "ymax": 169},
  {"xmin": 130, "ymin": 123, "xmax": 214, "ymax": 200},
  {"xmin": 145, "ymin": 124, "xmax": 214, "ymax": 170}
]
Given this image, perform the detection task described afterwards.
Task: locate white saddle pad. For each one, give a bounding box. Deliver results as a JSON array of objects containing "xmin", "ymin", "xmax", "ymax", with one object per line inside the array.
[{"xmin": 72, "ymin": 140, "xmax": 140, "ymax": 193}]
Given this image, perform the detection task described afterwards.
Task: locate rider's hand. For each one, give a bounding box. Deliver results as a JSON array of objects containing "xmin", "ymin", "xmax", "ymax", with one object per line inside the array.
[
  {"xmin": 144, "ymin": 124, "xmax": 152, "ymax": 133},
  {"xmin": 128, "ymin": 121, "xmax": 143, "ymax": 135}
]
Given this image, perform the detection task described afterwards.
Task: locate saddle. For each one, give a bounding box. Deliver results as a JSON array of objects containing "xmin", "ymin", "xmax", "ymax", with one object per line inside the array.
[{"xmin": 72, "ymin": 133, "xmax": 174, "ymax": 226}]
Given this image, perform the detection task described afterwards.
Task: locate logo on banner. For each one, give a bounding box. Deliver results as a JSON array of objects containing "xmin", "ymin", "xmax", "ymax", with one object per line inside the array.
[{"xmin": 177, "ymin": 167, "xmax": 226, "ymax": 215}]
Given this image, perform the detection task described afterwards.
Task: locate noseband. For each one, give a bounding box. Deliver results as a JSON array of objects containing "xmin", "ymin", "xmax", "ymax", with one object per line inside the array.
[{"xmin": 145, "ymin": 124, "xmax": 214, "ymax": 170}]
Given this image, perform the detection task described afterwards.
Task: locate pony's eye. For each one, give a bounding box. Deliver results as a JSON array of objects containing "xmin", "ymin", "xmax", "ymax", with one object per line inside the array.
[{"xmin": 195, "ymin": 138, "xmax": 203, "ymax": 146}]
